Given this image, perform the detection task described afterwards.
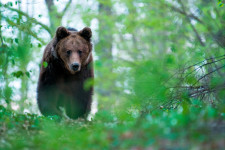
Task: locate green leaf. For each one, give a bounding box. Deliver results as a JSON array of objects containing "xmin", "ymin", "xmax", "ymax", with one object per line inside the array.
[
  {"xmin": 95, "ymin": 60, "xmax": 102, "ymax": 67},
  {"xmin": 43, "ymin": 61, "xmax": 48, "ymax": 68},
  {"xmin": 171, "ymin": 45, "xmax": 177, "ymax": 52},
  {"xmin": 12, "ymin": 71, "xmax": 24, "ymax": 78},
  {"xmin": 8, "ymin": 2, "xmax": 13, "ymax": 7},
  {"xmin": 25, "ymin": 71, "xmax": 30, "ymax": 78},
  {"xmin": 186, "ymin": 75, "xmax": 198, "ymax": 85},
  {"xmin": 166, "ymin": 54, "xmax": 175, "ymax": 64},
  {"xmin": 219, "ymin": 3, "xmax": 224, "ymax": 7},
  {"xmin": 15, "ymin": 38, "xmax": 18, "ymax": 43},
  {"xmin": 11, "ymin": 59, "xmax": 15, "ymax": 65},
  {"xmin": 3, "ymin": 86, "xmax": 12, "ymax": 101},
  {"xmin": 84, "ymin": 78, "xmax": 94, "ymax": 91},
  {"xmin": 38, "ymin": 43, "xmax": 42, "ymax": 47}
]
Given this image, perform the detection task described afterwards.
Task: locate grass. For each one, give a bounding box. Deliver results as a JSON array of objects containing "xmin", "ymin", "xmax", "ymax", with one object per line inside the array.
[{"xmin": 0, "ymin": 100, "xmax": 224, "ymax": 150}]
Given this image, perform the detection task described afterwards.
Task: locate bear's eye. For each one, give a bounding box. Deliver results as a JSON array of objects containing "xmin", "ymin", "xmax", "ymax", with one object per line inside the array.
[
  {"xmin": 78, "ymin": 50, "xmax": 82, "ymax": 56},
  {"xmin": 66, "ymin": 50, "xmax": 72, "ymax": 56}
]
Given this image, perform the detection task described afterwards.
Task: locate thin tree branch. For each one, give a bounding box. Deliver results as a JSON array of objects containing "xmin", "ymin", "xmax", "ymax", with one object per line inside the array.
[
  {"xmin": 45, "ymin": 0, "xmax": 54, "ymax": 13},
  {"xmin": 168, "ymin": 5, "xmax": 204, "ymax": 24},
  {"xmin": 184, "ymin": 54, "xmax": 225, "ymax": 70},
  {"xmin": 193, "ymin": 64, "xmax": 225, "ymax": 86},
  {"xmin": 190, "ymin": 22, "xmax": 205, "ymax": 46},
  {"xmin": 4, "ymin": 17, "xmax": 46, "ymax": 44},
  {"xmin": 0, "ymin": 29, "xmax": 3, "ymax": 47},
  {"xmin": 189, "ymin": 83, "xmax": 225, "ymax": 98},
  {"xmin": 61, "ymin": 0, "xmax": 72, "ymax": 16},
  {"xmin": 163, "ymin": 54, "xmax": 225, "ymax": 86},
  {"xmin": 177, "ymin": 0, "xmax": 205, "ymax": 47},
  {"xmin": 0, "ymin": 2, "xmax": 3, "ymax": 47},
  {"xmin": 2, "ymin": 3, "xmax": 52, "ymax": 36},
  {"xmin": 183, "ymin": 56, "xmax": 225, "ymax": 79}
]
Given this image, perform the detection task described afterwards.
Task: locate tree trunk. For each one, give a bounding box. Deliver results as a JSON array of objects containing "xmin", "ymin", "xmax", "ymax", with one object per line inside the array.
[
  {"xmin": 97, "ymin": 2, "xmax": 113, "ymax": 69},
  {"xmin": 45, "ymin": 0, "xmax": 72, "ymax": 35},
  {"xmin": 95, "ymin": 1, "xmax": 114, "ymax": 97}
]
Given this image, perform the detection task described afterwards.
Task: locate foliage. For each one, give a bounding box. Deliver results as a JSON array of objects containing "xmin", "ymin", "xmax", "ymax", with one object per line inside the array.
[
  {"xmin": 0, "ymin": 102, "xmax": 224, "ymax": 149},
  {"xmin": 0, "ymin": 0, "xmax": 225, "ymax": 149}
]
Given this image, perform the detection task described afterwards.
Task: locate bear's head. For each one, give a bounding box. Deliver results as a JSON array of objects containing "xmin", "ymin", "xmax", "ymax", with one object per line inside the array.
[{"xmin": 53, "ymin": 26, "xmax": 92, "ymax": 74}]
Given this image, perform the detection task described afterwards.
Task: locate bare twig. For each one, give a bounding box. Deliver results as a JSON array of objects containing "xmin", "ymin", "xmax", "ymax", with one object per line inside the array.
[
  {"xmin": 168, "ymin": 4, "xmax": 204, "ymax": 24},
  {"xmin": 184, "ymin": 55, "xmax": 225, "ymax": 70},
  {"xmin": 183, "ymin": 56, "xmax": 225, "ymax": 80},
  {"xmin": 153, "ymin": 55, "xmax": 225, "ymax": 111},
  {"xmin": 177, "ymin": 0, "xmax": 205, "ymax": 46},
  {"xmin": 0, "ymin": 5, "xmax": 3, "ymax": 48},
  {"xmin": 193, "ymin": 64, "xmax": 225, "ymax": 86},
  {"xmin": 163, "ymin": 54, "xmax": 225, "ymax": 87}
]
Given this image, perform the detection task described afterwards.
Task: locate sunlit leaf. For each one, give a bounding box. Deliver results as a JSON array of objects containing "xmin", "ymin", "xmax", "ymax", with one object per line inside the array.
[
  {"xmin": 43, "ymin": 61, "xmax": 48, "ymax": 68},
  {"xmin": 15, "ymin": 38, "xmax": 18, "ymax": 43},
  {"xmin": 84, "ymin": 78, "xmax": 94, "ymax": 90},
  {"xmin": 11, "ymin": 71, "xmax": 24, "ymax": 78},
  {"xmin": 219, "ymin": 3, "xmax": 224, "ymax": 7},
  {"xmin": 25, "ymin": 71, "xmax": 30, "ymax": 78},
  {"xmin": 38, "ymin": 43, "xmax": 42, "ymax": 47}
]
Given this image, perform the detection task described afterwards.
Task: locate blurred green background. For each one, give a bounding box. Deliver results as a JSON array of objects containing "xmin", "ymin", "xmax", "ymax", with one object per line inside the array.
[{"xmin": 0, "ymin": 0, "xmax": 225, "ymax": 149}]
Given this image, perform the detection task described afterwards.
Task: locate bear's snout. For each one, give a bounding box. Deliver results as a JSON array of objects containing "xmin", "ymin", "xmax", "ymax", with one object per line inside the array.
[{"xmin": 71, "ymin": 62, "xmax": 80, "ymax": 71}]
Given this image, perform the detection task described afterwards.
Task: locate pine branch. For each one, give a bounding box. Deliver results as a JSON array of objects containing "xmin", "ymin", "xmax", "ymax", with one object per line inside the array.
[{"xmin": 193, "ymin": 64, "xmax": 225, "ymax": 86}]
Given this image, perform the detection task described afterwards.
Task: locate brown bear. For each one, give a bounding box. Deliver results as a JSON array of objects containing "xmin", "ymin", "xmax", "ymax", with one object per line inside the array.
[{"xmin": 37, "ymin": 26, "xmax": 94, "ymax": 119}]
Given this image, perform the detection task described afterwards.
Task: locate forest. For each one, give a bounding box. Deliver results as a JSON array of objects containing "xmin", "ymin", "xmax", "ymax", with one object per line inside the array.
[{"xmin": 0, "ymin": 0, "xmax": 225, "ymax": 149}]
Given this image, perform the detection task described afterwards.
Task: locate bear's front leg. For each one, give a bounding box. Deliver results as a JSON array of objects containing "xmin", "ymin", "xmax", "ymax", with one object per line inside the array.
[
  {"xmin": 37, "ymin": 88, "xmax": 62, "ymax": 117},
  {"xmin": 65, "ymin": 99, "xmax": 87, "ymax": 119}
]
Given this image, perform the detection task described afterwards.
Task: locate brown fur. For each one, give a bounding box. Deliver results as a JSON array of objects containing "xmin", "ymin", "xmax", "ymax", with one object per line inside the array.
[{"xmin": 37, "ymin": 27, "xmax": 94, "ymax": 119}]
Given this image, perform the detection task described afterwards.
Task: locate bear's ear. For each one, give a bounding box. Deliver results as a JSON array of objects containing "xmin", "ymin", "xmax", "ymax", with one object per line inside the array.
[
  {"xmin": 55, "ymin": 26, "xmax": 70, "ymax": 42},
  {"xmin": 79, "ymin": 27, "xmax": 92, "ymax": 42}
]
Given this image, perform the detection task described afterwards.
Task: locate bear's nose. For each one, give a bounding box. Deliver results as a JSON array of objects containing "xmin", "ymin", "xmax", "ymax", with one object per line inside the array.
[{"xmin": 71, "ymin": 63, "xmax": 80, "ymax": 71}]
